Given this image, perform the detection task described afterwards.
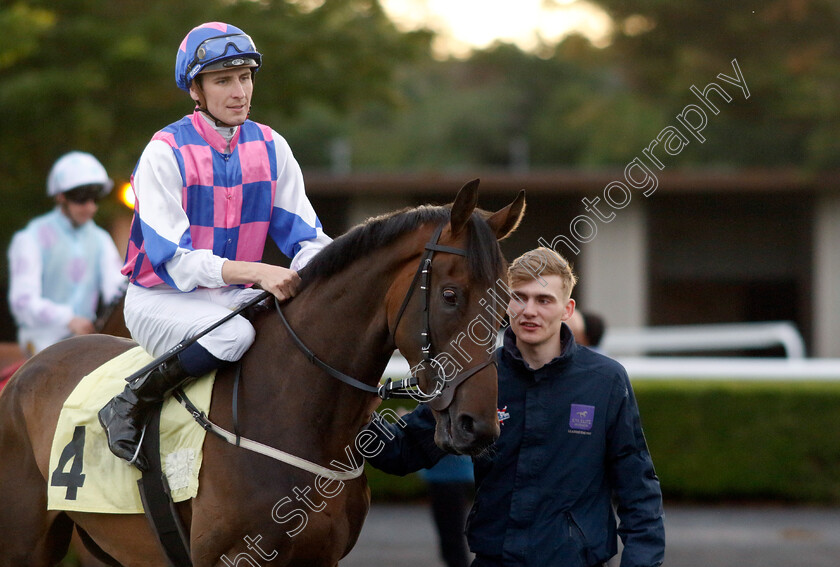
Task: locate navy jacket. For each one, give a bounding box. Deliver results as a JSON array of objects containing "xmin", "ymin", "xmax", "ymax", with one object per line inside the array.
[{"xmin": 367, "ymin": 324, "xmax": 665, "ymax": 567}]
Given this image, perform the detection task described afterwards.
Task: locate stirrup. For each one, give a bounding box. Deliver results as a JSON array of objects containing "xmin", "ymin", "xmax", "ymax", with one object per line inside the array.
[{"xmin": 127, "ymin": 422, "xmax": 149, "ymax": 468}]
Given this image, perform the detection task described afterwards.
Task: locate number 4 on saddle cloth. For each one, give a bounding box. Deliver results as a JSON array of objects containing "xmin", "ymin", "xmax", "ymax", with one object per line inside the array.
[{"xmin": 47, "ymin": 346, "xmax": 214, "ymax": 514}]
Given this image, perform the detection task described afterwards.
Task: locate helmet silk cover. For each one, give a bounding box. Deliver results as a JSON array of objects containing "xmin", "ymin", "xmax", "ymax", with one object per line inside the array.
[
  {"xmin": 47, "ymin": 152, "xmax": 113, "ymax": 197},
  {"xmin": 175, "ymin": 22, "xmax": 262, "ymax": 91}
]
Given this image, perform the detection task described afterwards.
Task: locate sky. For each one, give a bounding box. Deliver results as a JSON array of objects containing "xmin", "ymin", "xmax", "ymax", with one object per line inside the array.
[{"xmin": 380, "ymin": 0, "xmax": 613, "ymax": 57}]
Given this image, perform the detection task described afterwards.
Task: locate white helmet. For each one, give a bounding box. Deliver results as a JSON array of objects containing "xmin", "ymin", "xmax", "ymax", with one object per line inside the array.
[{"xmin": 47, "ymin": 152, "xmax": 113, "ymax": 197}]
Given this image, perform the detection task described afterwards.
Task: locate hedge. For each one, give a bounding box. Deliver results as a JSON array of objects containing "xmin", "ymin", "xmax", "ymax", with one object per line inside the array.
[
  {"xmin": 366, "ymin": 380, "xmax": 840, "ymax": 504},
  {"xmin": 633, "ymin": 379, "xmax": 840, "ymax": 503}
]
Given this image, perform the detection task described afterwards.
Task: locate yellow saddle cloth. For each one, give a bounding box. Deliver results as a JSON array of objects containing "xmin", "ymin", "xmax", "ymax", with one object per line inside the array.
[{"xmin": 47, "ymin": 346, "xmax": 214, "ymax": 514}]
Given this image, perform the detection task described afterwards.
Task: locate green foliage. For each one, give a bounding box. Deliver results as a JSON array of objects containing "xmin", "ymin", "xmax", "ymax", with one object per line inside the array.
[
  {"xmin": 634, "ymin": 380, "xmax": 840, "ymax": 503},
  {"xmin": 284, "ymin": 39, "xmax": 670, "ymax": 171},
  {"xmin": 283, "ymin": 2, "xmax": 840, "ymax": 173},
  {"xmin": 593, "ymin": 0, "xmax": 840, "ymax": 169},
  {"xmin": 365, "ymin": 398, "xmax": 427, "ymax": 500},
  {"xmin": 4, "ymin": 1, "xmax": 840, "ymax": 297},
  {"xmin": 0, "ymin": 0, "xmax": 430, "ymax": 295},
  {"xmin": 0, "ymin": 3, "xmax": 56, "ymax": 70},
  {"xmin": 365, "ymin": 461, "xmax": 427, "ymax": 501}
]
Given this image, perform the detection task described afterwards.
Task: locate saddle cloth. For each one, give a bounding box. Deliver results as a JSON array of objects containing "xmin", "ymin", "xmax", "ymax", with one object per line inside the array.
[{"xmin": 47, "ymin": 346, "xmax": 214, "ymax": 514}]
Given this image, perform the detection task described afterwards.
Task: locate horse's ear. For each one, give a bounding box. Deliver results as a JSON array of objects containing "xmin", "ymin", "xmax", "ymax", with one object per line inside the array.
[
  {"xmin": 450, "ymin": 179, "xmax": 481, "ymax": 237},
  {"xmin": 486, "ymin": 190, "xmax": 526, "ymax": 240}
]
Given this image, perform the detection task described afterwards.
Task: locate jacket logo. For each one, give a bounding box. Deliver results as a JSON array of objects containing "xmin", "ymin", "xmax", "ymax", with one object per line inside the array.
[
  {"xmin": 569, "ymin": 404, "xmax": 595, "ymax": 432},
  {"xmin": 497, "ymin": 406, "xmax": 510, "ymax": 425}
]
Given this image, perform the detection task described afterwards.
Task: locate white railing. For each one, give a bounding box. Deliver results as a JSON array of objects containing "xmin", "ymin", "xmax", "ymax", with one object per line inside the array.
[
  {"xmin": 616, "ymin": 356, "xmax": 840, "ymax": 381},
  {"xmin": 381, "ymin": 322, "xmax": 840, "ymax": 382},
  {"xmin": 601, "ymin": 321, "xmax": 807, "ymax": 359},
  {"xmin": 383, "ymin": 351, "xmax": 840, "ymax": 382}
]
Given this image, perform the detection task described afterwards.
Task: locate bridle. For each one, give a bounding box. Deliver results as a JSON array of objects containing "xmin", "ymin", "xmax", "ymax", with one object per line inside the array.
[
  {"xmin": 274, "ymin": 221, "xmax": 497, "ymax": 411},
  {"xmin": 173, "ymin": 220, "xmax": 497, "ymax": 481}
]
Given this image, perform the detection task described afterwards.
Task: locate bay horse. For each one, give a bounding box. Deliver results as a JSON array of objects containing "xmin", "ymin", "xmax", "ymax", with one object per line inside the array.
[{"xmin": 0, "ymin": 180, "xmax": 525, "ymax": 567}]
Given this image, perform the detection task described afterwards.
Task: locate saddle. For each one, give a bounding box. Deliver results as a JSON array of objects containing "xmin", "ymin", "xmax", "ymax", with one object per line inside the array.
[
  {"xmin": 48, "ymin": 347, "xmax": 214, "ymax": 513},
  {"xmin": 48, "ymin": 346, "xmax": 214, "ymax": 565}
]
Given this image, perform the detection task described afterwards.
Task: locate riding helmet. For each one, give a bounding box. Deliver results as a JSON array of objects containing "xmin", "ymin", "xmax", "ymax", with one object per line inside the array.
[
  {"xmin": 47, "ymin": 152, "xmax": 113, "ymax": 197},
  {"xmin": 175, "ymin": 22, "xmax": 262, "ymax": 91}
]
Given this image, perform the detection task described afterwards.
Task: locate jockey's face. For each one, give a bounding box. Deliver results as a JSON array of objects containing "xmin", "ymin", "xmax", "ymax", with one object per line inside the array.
[
  {"xmin": 192, "ymin": 67, "xmax": 253, "ymax": 127},
  {"xmin": 57, "ymin": 193, "xmax": 98, "ymax": 228}
]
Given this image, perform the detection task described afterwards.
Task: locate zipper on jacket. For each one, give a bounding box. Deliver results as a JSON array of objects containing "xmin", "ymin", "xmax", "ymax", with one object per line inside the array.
[{"xmin": 566, "ymin": 511, "xmax": 589, "ymax": 549}]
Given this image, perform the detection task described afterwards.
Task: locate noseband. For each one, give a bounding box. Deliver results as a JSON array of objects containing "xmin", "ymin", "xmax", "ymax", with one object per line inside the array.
[{"xmin": 274, "ymin": 221, "xmax": 497, "ymax": 410}]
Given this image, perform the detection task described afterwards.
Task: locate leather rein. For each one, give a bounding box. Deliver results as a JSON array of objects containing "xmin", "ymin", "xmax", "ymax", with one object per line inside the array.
[
  {"xmin": 275, "ymin": 221, "xmax": 497, "ymax": 410},
  {"xmin": 175, "ymin": 221, "xmax": 496, "ymax": 479}
]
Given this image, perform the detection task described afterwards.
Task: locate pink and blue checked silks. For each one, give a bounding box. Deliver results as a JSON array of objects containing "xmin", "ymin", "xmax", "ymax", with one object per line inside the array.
[{"xmin": 122, "ymin": 110, "xmax": 327, "ymax": 291}]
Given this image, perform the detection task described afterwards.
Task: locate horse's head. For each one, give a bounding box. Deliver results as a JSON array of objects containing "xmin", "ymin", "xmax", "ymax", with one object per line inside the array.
[{"xmin": 389, "ymin": 179, "xmax": 525, "ymax": 455}]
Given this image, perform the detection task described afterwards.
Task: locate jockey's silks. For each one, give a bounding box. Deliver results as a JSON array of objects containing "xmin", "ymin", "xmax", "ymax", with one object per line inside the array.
[{"xmin": 122, "ymin": 110, "xmax": 322, "ymax": 289}]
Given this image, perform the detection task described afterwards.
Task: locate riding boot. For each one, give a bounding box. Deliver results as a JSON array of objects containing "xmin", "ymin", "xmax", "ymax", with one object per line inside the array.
[{"xmin": 98, "ymin": 358, "xmax": 191, "ymax": 471}]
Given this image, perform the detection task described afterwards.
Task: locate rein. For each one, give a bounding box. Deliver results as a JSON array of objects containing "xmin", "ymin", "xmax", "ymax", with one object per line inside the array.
[
  {"xmin": 158, "ymin": 290, "xmax": 364, "ymax": 479},
  {"xmin": 273, "ymin": 298, "xmax": 415, "ymax": 400},
  {"xmin": 276, "ymin": 221, "xmax": 497, "ymax": 409},
  {"xmin": 176, "ymin": 220, "xmax": 495, "ymax": 478}
]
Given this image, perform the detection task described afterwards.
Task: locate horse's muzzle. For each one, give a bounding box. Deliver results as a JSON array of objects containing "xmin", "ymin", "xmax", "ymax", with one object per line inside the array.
[{"xmin": 436, "ymin": 408, "xmax": 499, "ymax": 456}]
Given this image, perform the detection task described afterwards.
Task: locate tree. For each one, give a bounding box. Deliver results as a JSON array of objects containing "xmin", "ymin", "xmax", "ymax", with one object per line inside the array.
[
  {"xmin": 283, "ymin": 1, "xmax": 840, "ymax": 173},
  {"xmin": 286, "ymin": 38, "xmax": 668, "ymax": 171},
  {"xmin": 589, "ymin": 0, "xmax": 840, "ymax": 168},
  {"xmin": 0, "ymin": 0, "xmax": 430, "ymax": 296}
]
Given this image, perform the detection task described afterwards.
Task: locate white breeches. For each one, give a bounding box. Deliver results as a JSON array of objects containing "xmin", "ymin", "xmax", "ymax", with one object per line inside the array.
[{"xmin": 124, "ymin": 284, "xmax": 264, "ymax": 361}]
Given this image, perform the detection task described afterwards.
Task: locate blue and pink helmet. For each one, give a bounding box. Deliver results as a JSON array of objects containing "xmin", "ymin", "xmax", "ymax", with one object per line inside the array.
[{"xmin": 175, "ymin": 22, "xmax": 262, "ymax": 91}]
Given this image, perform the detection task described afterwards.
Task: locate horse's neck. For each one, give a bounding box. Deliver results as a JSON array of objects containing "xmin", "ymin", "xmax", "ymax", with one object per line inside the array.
[
  {"xmin": 242, "ymin": 250, "xmax": 406, "ymax": 459},
  {"xmin": 295, "ymin": 259, "xmax": 397, "ymax": 373}
]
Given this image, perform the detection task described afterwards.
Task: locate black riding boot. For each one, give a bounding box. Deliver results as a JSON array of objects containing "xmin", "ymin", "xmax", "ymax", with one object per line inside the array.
[{"xmin": 98, "ymin": 358, "xmax": 191, "ymax": 471}]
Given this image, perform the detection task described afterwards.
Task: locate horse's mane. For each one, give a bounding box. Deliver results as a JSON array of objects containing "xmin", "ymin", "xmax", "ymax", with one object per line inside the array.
[{"xmin": 298, "ymin": 204, "xmax": 505, "ymax": 289}]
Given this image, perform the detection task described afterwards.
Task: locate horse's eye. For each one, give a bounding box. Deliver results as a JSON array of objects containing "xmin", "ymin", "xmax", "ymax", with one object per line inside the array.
[{"xmin": 442, "ymin": 289, "xmax": 458, "ymax": 305}]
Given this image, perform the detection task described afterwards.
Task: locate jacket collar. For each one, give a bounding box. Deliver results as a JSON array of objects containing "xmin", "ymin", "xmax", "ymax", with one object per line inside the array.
[
  {"xmin": 52, "ymin": 207, "xmax": 91, "ymax": 234},
  {"xmin": 501, "ymin": 323, "xmax": 577, "ymax": 376},
  {"xmin": 191, "ymin": 110, "xmax": 242, "ymax": 154}
]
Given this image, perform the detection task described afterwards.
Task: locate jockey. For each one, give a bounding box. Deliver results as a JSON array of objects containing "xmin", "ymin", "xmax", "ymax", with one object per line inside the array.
[
  {"xmin": 99, "ymin": 22, "xmax": 332, "ymax": 470},
  {"xmin": 7, "ymin": 152, "xmax": 126, "ymax": 357}
]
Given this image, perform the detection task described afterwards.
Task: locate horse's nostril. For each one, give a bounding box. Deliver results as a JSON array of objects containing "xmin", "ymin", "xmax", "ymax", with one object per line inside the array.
[
  {"xmin": 458, "ymin": 414, "xmax": 475, "ymax": 435},
  {"xmin": 453, "ymin": 412, "xmax": 499, "ymax": 455}
]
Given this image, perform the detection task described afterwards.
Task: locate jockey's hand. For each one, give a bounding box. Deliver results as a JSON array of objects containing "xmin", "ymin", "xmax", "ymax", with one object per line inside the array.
[
  {"xmin": 222, "ymin": 261, "xmax": 301, "ymax": 301},
  {"xmin": 257, "ymin": 265, "xmax": 301, "ymax": 301},
  {"xmin": 68, "ymin": 316, "xmax": 95, "ymax": 336}
]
